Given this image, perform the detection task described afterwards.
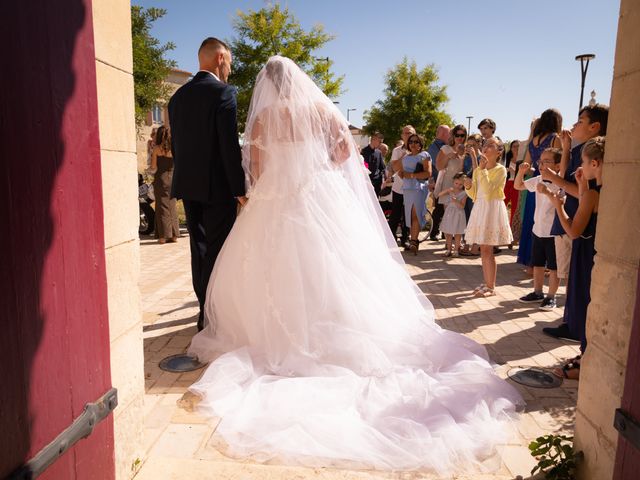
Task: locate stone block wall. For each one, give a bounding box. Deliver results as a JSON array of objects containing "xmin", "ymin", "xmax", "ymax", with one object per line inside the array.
[
  {"xmin": 575, "ymin": 1, "xmax": 640, "ymax": 478},
  {"xmin": 92, "ymin": 0, "xmax": 145, "ymax": 478}
]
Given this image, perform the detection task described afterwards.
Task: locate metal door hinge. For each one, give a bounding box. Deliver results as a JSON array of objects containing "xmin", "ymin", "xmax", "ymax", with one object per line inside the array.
[
  {"xmin": 614, "ymin": 408, "xmax": 640, "ymax": 451},
  {"xmin": 9, "ymin": 387, "xmax": 118, "ymax": 480}
]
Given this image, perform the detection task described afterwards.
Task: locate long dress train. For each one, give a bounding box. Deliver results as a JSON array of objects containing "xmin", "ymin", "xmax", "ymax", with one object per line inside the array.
[{"xmin": 187, "ymin": 55, "xmax": 522, "ymax": 476}]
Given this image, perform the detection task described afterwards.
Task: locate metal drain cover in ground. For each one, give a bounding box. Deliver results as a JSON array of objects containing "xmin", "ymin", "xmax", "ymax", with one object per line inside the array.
[
  {"xmin": 159, "ymin": 354, "xmax": 206, "ymax": 373},
  {"xmin": 507, "ymin": 366, "xmax": 563, "ymax": 388}
]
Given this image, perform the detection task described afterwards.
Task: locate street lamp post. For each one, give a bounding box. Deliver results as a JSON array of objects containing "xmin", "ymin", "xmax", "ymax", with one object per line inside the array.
[
  {"xmin": 575, "ymin": 53, "xmax": 596, "ymax": 111},
  {"xmin": 347, "ymin": 108, "xmax": 357, "ymax": 122},
  {"xmin": 466, "ymin": 115, "xmax": 474, "ymax": 134}
]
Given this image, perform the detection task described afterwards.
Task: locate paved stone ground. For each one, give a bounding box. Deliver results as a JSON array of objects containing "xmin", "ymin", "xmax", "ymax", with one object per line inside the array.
[{"xmin": 135, "ymin": 234, "xmax": 580, "ymax": 480}]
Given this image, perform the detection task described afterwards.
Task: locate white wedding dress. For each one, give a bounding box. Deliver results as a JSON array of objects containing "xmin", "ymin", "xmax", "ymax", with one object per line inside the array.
[{"xmin": 188, "ymin": 56, "xmax": 522, "ymax": 475}]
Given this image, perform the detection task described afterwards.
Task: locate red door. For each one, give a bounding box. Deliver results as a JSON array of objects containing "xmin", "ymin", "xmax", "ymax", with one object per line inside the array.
[
  {"xmin": 613, "ymin": 267, "xmax": 640, "ymax": 478},
  {"xmin": 1, "ymin": 1, "xmax": 115, "ymax": 478}
]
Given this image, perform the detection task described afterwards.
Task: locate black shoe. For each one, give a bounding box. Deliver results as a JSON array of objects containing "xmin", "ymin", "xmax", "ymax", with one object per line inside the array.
[
  {"xmin": 540, "ymin": 296, "xmax": 557, "ymax": 310},
  {"xmin": 428, "ymin": 235, "xmax": 439, "ymax": 241},
  {"xmin": 542, "ymin": 323, "xmax": 580, "ymax": 342},
  {"xmin": 519, "ymin": 291, "xmax": 545, "ymax": 303},
  {"xmin": 493, "ymin": 246, "xmax": 501, "ymax": 254}
]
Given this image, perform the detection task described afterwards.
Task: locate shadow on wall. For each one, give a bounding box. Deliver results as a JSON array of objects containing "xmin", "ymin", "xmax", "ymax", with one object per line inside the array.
[{"xmin": 1, "ymin": 1, "xmax": 114, "ymax": 478}]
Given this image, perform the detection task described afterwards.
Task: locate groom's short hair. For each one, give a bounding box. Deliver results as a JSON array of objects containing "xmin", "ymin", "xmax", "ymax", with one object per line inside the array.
[{"xmin": 198, "ymin": 37, "xmax": 229, "ymax": 55}]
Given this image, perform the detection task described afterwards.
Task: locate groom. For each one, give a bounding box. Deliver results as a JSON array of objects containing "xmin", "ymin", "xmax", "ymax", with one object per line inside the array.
[{"xmin": 169, "ymin": 37, "xmax": 247, "ymax": 331}]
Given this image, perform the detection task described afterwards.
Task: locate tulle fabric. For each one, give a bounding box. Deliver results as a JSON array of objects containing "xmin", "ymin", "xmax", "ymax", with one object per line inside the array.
[{"xmin": 188, "ymin": 56, "xmax": 522, "ymax": 475}]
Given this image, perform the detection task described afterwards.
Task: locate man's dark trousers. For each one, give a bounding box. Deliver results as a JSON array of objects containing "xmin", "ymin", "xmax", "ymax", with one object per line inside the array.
[
  {"xmin": 431, "ymin": 202, "xmax": 445, "ymax": 239},
  {"xmin": 183, "ymin": 200, "xmax": 237, "ymax": 330}
]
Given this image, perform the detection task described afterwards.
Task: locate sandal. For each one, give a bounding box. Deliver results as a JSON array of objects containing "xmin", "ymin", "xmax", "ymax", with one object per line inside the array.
[
  {"xmin": 474, "ymin": 286, "xmax": 496, "ymax": 297},
  {"xmin": 552, "ymin": 355, "xmax": 581, "ymax": 380},
  {"xmin": 409, "ymin": 239, "xmax": 419, "ymax": 256},
  {"xmin": 459, "ymin": 250, "xmax": 480, "ymax": 257},
  {"xmin": 473, "ymin": 284, "xmax": 486, "ymax": 293},
  {"xmin": 444, "ymin": 251, "xmax": 452, "ymax": 258}
]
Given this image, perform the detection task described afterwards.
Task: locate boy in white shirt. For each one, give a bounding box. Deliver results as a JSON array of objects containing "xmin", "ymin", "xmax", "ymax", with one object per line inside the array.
[{"xmin": 514, "ymin": 148, "xmax": 562, "ymax": 310}]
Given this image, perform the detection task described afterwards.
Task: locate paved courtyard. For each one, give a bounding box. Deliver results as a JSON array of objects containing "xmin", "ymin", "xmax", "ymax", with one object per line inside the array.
[{"xmin": 135, "ymin": 233, "xmax": 580, "ymax": 480}]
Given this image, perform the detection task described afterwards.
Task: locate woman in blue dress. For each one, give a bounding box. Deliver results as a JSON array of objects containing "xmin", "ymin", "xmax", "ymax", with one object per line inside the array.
[
  {"xmin": 399, "ymin": 133, "xmax": 432, "ymax": 255},
  {"xmin": 516, "ymin": 109, "xmax": 562, "ymax": 268}
]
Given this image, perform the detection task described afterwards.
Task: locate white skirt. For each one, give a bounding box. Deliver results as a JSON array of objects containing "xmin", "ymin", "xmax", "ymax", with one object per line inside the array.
[{"xmin": 465, "ymin": 198, "xmax": 513, "ymax": 246}]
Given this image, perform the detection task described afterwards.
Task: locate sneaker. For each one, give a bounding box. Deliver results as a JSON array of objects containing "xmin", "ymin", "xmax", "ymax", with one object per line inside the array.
[
  {"xmin": 540, "ymin": 296, "xmax": 557, "ymax": 310},
  {"xmin": 542, "ymin": 323, "xmax": 580, "ymax": 342},
  {"xmin": 518, "ymin": 291, "xmax": 545, "ymax": 303}
]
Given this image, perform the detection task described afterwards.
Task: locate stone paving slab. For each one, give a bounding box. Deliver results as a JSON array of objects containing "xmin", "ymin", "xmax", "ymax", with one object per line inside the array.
[{"xmin": 136, "ymin": 235, "xmax": 579, "ymax": 479}]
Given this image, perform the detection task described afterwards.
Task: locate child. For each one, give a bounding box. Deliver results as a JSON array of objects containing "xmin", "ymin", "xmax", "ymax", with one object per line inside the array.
[
  {"xmin": 437, "ymin": 172, "xmax": 467, "ymax": 257},
  {"xmin": 464, "ymin": 137, "xmax": 513, "ymax": 297},
  {"xmin": 540, "ymin": 104, "xmax": 608, "ymax": 341},
  {"xmin": 542, "ymin": 137, "xmax": 605, "ymax": 380},
  {"xmin": 514, "ymin": 148, "xmax": 562, "ymax": 310}
]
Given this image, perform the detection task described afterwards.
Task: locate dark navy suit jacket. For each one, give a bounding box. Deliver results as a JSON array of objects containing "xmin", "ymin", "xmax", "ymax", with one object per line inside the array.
[{"xmin": 168, "ymin": 71, "xmax": 246, "ymax": 203}]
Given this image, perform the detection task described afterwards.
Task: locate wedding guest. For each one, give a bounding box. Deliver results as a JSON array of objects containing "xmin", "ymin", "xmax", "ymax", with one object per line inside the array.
[
  {"xmin": 389, "ymin": 126, "xmax": 415, "ymax": 246},
  {"xmin": 146, "ymin": 127, "xmax": 158, "ymax": 170},
  {"xmin": 400, "ymin": 133, "xmax": 432, "ymax": 255},
  {"xmin": 543, "ymin": 137, "xmax": 605, "ymax": 380},
  {"xmin": 514, "ymin": 148, "xmax": 562, "ymax": 310},
  {"xmin": 379, "ymin": 142, "xmax": 389, "ymax": 163},
  {"xmin": 460, "ymin": 134, "xmax": 481, "ymax": 256},
  {"xmin": 541, "ymin": 104, "xmax": 608, "ymax": 342},
  {"xmin": 435, "ymin": 125, "xmax": 466, "ymax": 212},
  {"xmin": 504, "ymin": 140, "xmax": 520, "ymax": 227},
  {"xmin": 361, "ymin": 132, "xmax": 385, "ymax": 196},
  {"xmin": 437, "ymin": 172, "xmax": 467, "ymax": 257},
  {"xmin": 150, "ymin": 125, "xmax": 180, "ymax": 244},
  {"xmin": 477, "ymin": 118, "xmax": 497, "ymax": 146},
  {"xmin": 463, "ymin": 133, "xmax": 482, "ymax": 175},
  {"xmin": 464, "ymin": 138, "xmax": 512, "ymax": 297},
  {"xmin": 511, "ymin": 120, "xmax": 537, "ymax": 250},
  {"xmin": 516, "ymin": 109, "xmax": 562, "ymax": 269},
  {"xmin": 426, "ymin": 125, "xmax": 450, "ymax": 240},
  {"xmin": 378, "ymin": 143, "xmax": 393, "ymax": 208}
]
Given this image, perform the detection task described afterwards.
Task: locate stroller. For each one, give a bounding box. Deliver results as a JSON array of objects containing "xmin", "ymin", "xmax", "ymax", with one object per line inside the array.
[{"xmin": 138, "ymin": 174, "xmax": 155, "ymax": 235}]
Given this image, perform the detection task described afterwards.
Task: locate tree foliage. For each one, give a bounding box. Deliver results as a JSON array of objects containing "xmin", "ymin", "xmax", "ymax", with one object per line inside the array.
[
  {"xmin": 229, "ymin": 4, "xmax": 344, "ymax": 130},
  {"xmin": 131, "ymin": 6, "xmax": 176, "ymax": 127},
  {"xmin": 363, "ymin": 58, "xmax": 453, "ymax": 147}
]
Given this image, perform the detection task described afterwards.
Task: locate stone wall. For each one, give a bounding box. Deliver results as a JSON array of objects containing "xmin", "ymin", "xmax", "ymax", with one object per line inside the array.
[
  {"xmin": 575, "ymin": 1, "xmax": 640, "ymax": 478},
  {"xmin": 92, "ymin": 0, "xmax": 145, "ymax": 478}
]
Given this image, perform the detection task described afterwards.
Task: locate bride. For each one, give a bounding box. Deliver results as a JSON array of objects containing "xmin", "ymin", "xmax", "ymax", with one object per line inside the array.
[{"xmin": 188, "ymin": 56, "xmax": 522, "ymax": 475}]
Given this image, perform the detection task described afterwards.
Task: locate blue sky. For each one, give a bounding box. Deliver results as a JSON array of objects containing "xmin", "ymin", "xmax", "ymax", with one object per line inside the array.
[{"xmin": 133, "ymin": 0, "xmax": 620, "ymax": 141}]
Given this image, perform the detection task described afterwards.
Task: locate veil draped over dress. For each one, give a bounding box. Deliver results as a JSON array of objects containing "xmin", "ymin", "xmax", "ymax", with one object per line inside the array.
[{"xmin": 188, "ymin": 56, "xmax": 522, "ymax": 475}]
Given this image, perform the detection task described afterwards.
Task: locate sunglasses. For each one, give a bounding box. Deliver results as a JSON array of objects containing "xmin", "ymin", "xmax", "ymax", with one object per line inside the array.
[
  {"xmin": 408, "ymin": 140, "xmax": 421, "ymax": 145},
  {"xmin": 454, "ymin": 133, "xmax": 466, "ymax": 138}
]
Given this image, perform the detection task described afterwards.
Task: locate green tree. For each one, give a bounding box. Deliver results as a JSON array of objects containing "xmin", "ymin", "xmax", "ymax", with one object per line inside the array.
[
  {"xmin": 229, "ymin": 3, "xmax": 344, "ymax": 130},
  {"xmin": 131, "ymin": 6, "xmax": 176, "ymax": 128},
  {"xmin": 363, "ymin": 58, "xmax": 453, "ymax": 148}
]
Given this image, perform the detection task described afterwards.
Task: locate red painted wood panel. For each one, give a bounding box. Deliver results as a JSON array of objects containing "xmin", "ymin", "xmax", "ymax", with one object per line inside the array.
[
  {"xmin": 1, "ymin": 1, "xmax": 115, "ymax": 478},
  {"xmin": 613, "ymin": 265, "xmax": 640, "ymax": 479}
]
